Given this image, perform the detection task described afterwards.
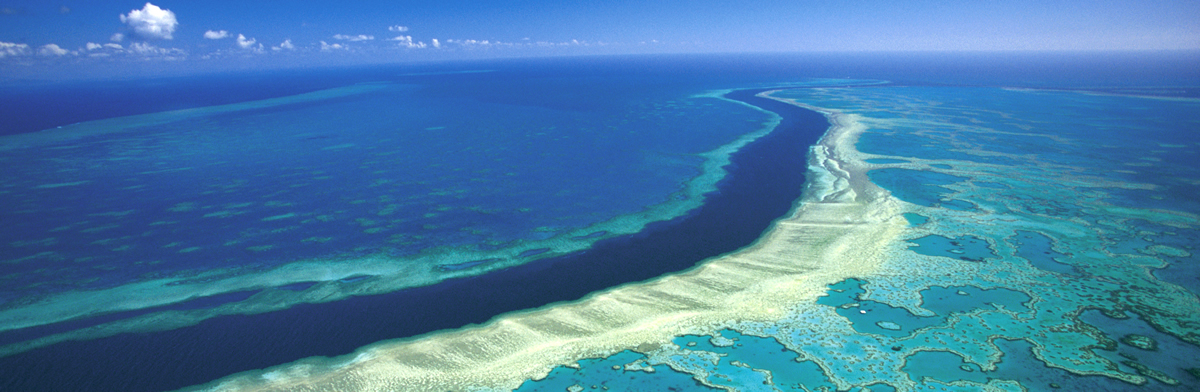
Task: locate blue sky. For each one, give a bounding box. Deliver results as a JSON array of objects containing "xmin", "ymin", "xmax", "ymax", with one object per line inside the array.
[{"xmin": 2, "ymin": 0, "xmax": 1198, "ymax": 79}]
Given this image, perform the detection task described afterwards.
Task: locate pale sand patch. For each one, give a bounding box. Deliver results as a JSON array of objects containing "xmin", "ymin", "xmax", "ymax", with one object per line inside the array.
[
  {"xmin": 187, "ymin": 93, "xmax": 907, "ymax": 392},
  {"xmin": 32, "ymin": 181, "xmax": 90, "ymax": 189},
  {"xmin": 262, "ymin": 213, "xmax": 297, "ymax": 222}
]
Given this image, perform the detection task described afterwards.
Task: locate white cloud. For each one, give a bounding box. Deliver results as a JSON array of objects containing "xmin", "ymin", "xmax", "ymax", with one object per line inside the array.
[
  {"xmin": 448, "ymin": 39, "xmax": 490, "ymax": 46},
  {"xmin": 120, "ymin": 3, "xmax": 178, "ymax": 40},
  {"xmin": 526, "ymin": 39, "xmax": 591, "ymax": 47},
  {"xmin": 86, "ymin": 42, "xmax": 125, "ymax": 53},
  {"xmin": 38, "ymin": 44, "xmax": 70, "ymax": 56},
  {"xmin": 234, "ymin": 34, "xmax": 263, "ymax": 53},
  {"xmin": 389, "ymin": 35, "xmax": 426, "ymax": 48},
  {"xmin": 333, "ymin": 34, "xmax": 374, "ymax": 42},
  {"xmin": 127, "ymin": 42, "xmax": 186, "ymax": 59},
  {"xmin": 236, "ymin": 34, "xmax": 256, "ymax": 48},
  {"xmin": 110, "ymin": 33, "xmax": 125, "ymax": 42},
  {"xmin": 0, "ymin": 41, "xmax": 31, "ymax": 58},
  {"xmin": 320, "ymin": 41, "xmax": 345, "ymax": 51},
  {"xmin": 204, "ymin": 30, "xmax": 229, "ymax": 40},
  {"xmin": 273, "ymin": 39, "xmax": 294, "ymax": 51},
  {"xmin": 431, "ymin": 38, "xmax": 440, "ymax": 48},
  {"xmin": 388, "ymin": 25, "xmax": 408, "ymax": 32}
]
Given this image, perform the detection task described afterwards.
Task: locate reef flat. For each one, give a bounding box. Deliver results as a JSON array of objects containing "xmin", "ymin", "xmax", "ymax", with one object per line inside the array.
[
  {"xmin": 516, "ymin": 86, "xmax": 1200, "ymax": 391},
  {"xmin": 181, "ymin": 89, "xmax": 906, "ymax": 391},
  {"xmin": 0, "ymin": 71, "xmax": 835, "ymax": 391},
  {"xmin": 192, "ymin": 83, "xmax": 1200, "ymax": 391},
  {"xmin": 708, "ymin": 86, "xmax": 1200, "ymax": 391}
]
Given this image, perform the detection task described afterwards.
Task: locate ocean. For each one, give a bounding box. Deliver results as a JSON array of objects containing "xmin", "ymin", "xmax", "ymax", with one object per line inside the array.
[{"xmin": 0, "ymin": 52, "xmax": 1198, "ymax": 391}]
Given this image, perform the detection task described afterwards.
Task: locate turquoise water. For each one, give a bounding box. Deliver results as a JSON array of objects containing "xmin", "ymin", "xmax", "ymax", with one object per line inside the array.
[
  {"xmin": 775, "ymin": 85, "xmax": 1200, "ymax": 389},
  {"xmin": 514, "ymin": 350, "xmax": 714, "ymax": 392},
  {"xmin": 527, "ymin": 80, "xmax": 1200, "ymax": 390}
]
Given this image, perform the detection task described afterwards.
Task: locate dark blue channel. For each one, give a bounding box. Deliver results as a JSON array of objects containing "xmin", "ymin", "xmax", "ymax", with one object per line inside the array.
[{"xmin": 0, "ymin": 88, "xmax": 829, "ymax": 392}]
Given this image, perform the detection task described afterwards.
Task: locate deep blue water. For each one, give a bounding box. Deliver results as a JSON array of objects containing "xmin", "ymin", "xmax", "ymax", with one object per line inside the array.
[
  {"xmin": 5, "ymin": 51, "xmax": 1199, "ymax": 137},
  {"xmin": 0, "ymin": 71, "xmax": 827, "ymax": 390},
  {"xmin": 1, "ymin": 69, "xmax": 764, "ymax": 300},
  {"xmin": 2, "ymin": 52, "xmax": 1199, "ymax": 391}
]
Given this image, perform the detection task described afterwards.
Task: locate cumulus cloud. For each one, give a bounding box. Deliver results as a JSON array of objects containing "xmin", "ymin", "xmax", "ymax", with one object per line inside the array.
[
  {"xmin": 333, "ymin": 34, "xmax": 374, "ymax": 42},
  {"xmin": 236, "ymin": 34, "xmax": 256, "ymax": 48},
  {"xmin": 431, "ymin": 38, "xmax": 440, "ymax": 48},
  {"xmin": 389, "ymin": 35, "xmax": 426, "ymax": 48},
  {"xmin": 110, "ymin": 33, "xmax": 125, "ymax": 42},
  {"xmin": 388, "ymin": 25, "xmax": 408, "ymax": 32},
  {"xmin": 204, "ymin": 30, "xmax": 229, "ymax": 39},
  {"xmin": 120, "ymin": 3, "xmax": 178, "ymax": 40},
  {"xmin": 273, "ymin": 39, "xmax": 294, "ymax": 51},
  {"xmin": 1, "ymin": 41, "xmax": 31, "ymax": 58},
  {"xmin": 38, "ymin": 44, "xmax": 70, "ymax": 56},
  {"xmin": 320, "ymin": 41, "xmax": 345, "ymax": 51}
]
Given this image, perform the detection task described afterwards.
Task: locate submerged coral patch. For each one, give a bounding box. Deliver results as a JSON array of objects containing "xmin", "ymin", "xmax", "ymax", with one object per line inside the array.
[
  {"xmin": 907, "ymin": 234, "xmax": 996, "ymax": 262},
  {"xmin": 515, "ymin": 351, "xmax": 714, "ymax": 392}
]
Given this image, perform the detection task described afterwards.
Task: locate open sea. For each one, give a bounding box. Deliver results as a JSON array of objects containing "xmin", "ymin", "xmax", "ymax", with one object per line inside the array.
[{"xmin": 1, "ymin": 52, "xmax": 1198, "ymax": 391}]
